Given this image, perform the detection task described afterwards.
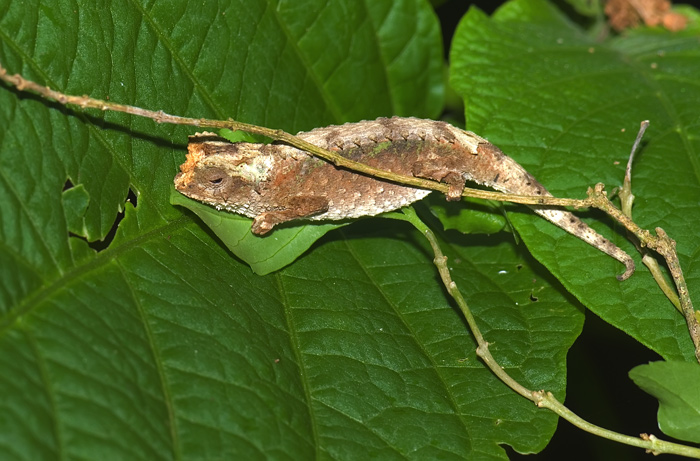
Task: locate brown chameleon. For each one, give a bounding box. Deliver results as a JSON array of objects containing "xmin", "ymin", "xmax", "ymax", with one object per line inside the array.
[{"xmin": 174, "ymin": 116, "xmax": 634, "ymax": 280}]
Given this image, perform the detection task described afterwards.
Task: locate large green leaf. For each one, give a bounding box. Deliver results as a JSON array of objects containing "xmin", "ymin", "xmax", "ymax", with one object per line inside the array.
[
  {"xmin": 0, "ymin": 0, "xmax": 585, "ymax": 459},
  {"xmin": 450, "ymin": 0, "xmax": 700, "ymax": 362},
  {"xmin": 18, "ymin": 0, "xmax": 700, "ymax": 457}
]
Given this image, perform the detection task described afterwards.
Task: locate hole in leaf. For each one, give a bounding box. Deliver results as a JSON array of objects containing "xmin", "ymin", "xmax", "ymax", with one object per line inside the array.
[
  {"xmin": 126, "ymin": 188, "xmax": 138, "ymax": 208},
  {"xmin": 87, "ymin": 188, "xmax": 137, "ymax": 252}
]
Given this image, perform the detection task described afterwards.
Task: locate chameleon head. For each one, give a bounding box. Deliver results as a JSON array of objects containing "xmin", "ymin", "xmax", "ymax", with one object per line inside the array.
[{"xmin": 174, "ymin": 132, "xmax": 276, "ymax": 214}]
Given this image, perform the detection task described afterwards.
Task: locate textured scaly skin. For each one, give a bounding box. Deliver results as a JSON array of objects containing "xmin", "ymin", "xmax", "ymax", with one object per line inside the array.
[{"xmin": 175, "ymin": 117, "xmax": 634, "ymax": 279}]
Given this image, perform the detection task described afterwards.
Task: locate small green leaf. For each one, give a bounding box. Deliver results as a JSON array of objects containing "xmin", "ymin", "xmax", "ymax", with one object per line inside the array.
[
  {"xmin": 170, "ymin": 188, "xmax": 348, "ymax": 275},
  {"xmin": 629, "ymin": 361, "xmax": 700, "ymax": 443},
  {"xmin": 428, "ymin": 195, "xmax": 508, "ymax": 235},
  {"xmin": 218, "ymin": 128, "xmax": 269, "ymax": 144}
]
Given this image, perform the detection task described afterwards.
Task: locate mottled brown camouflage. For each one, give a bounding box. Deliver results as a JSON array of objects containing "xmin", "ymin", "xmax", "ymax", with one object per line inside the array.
[{"xmin": 175, "ymin": 116, "xmax": 634, "ymax": 279}]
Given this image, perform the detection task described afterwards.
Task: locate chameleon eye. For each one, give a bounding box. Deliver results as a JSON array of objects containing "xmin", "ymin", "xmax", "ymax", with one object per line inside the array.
[{"xmin": 200, "ymin": 168, "xmax": 227, "ymax": 187}]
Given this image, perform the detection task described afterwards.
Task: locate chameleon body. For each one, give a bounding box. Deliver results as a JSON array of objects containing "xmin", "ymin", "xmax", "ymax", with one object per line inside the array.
[{"xmin": 174, "ymin": 116, "xmax": 634, "ymax": 280}]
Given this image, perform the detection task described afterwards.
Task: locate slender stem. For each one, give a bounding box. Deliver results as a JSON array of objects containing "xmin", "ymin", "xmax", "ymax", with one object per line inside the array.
[
  {"xmin": 535, "ymin": 391, "xmax": 700, "ymax": 458},
  {"xmin": 591, "ymin": 184, "xmax": 700, "ymax": 361},
  {"xmin": 619, "ymin": 120, "xmax": 648, "ymax": 218},
  {"xmin": 389, "ymin": 207, "xmax": 700, "ymax": 458},
  {"xmin": 0, "ymin": 61, "xmax": 592, "ymax": 209},
  {"xmin": 643, "ymin": 255, "xmax": 682, "ymax": 313},
  {"xmin": 599, "ymin": 130, "xmax": 700, "ymax": 362},
  {"xmin": 616, "ymin": 121, "xmax": 698, "ymax": 357},
  {"xmin": 620, "ymin": 122, "xmax": 681, "ymax": 311}
]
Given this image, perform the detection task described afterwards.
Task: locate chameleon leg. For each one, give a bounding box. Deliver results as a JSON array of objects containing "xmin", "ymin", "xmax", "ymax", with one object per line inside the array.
[{"xmin": 251, "ymin": 196, "xmax": 330, "ymax": 235}]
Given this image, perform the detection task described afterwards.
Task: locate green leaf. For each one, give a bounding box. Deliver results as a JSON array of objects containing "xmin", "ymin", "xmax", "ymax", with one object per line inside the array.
[
  {"xmin": 450, "ymin": 0, "xmax": 700, "ymax": 362},
  {"xmin": 0, "ymin": 0, "xmax": 579, "ymax": 459},
  {"xmin": 170, "ymin": 188, "xmax": 348, "ymax": 275},
  {"xmin": 428, "ymin": 195, "xmax": 509, "ymax": 235},
  {"xmin": 9, "ymin": 0, "xmax": 685, "ymax": 458},
  {"xmin": 629, "ymin": 361, "xmax": 700, "ymax": 443},
  {"xmin": 218, "ymin": 129, "xmax": 265, "ymax": 144}
]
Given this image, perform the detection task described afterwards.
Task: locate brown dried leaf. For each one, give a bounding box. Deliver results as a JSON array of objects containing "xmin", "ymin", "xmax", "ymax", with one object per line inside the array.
[
  {"xmin": 663, "ymin": 11, "xmax": 689, "ymax": 31},
  {"xmin": 605, "ymin": 0, "xmax": 687, "ymax": 32}
]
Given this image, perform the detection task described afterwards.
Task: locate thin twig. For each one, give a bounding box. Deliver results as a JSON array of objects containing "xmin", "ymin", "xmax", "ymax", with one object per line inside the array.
[
  {"xmin": 390, "ymin": 207, "xmax": 700, "ymax": 458},
  {"xmin": 588, "ymin": 184, "xmax": 700, "ymax": 362},
  {"xmin": 0, "ymin": 61, "xmax": 592, "ymax": 209},
  {"xmin": 614, "ymin": 120, "xmax": 700, "ymax": 362},
  {"xmin": 619, "ymin": 120, "xmax": 647, "ymax": 217},
  {"xmin": 644, "ymin": 255, "xmax": 682, "ymax": 312},
  {"xmin": 620, "ymin": 122, "xmax": 680, "ymax": 310}
]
